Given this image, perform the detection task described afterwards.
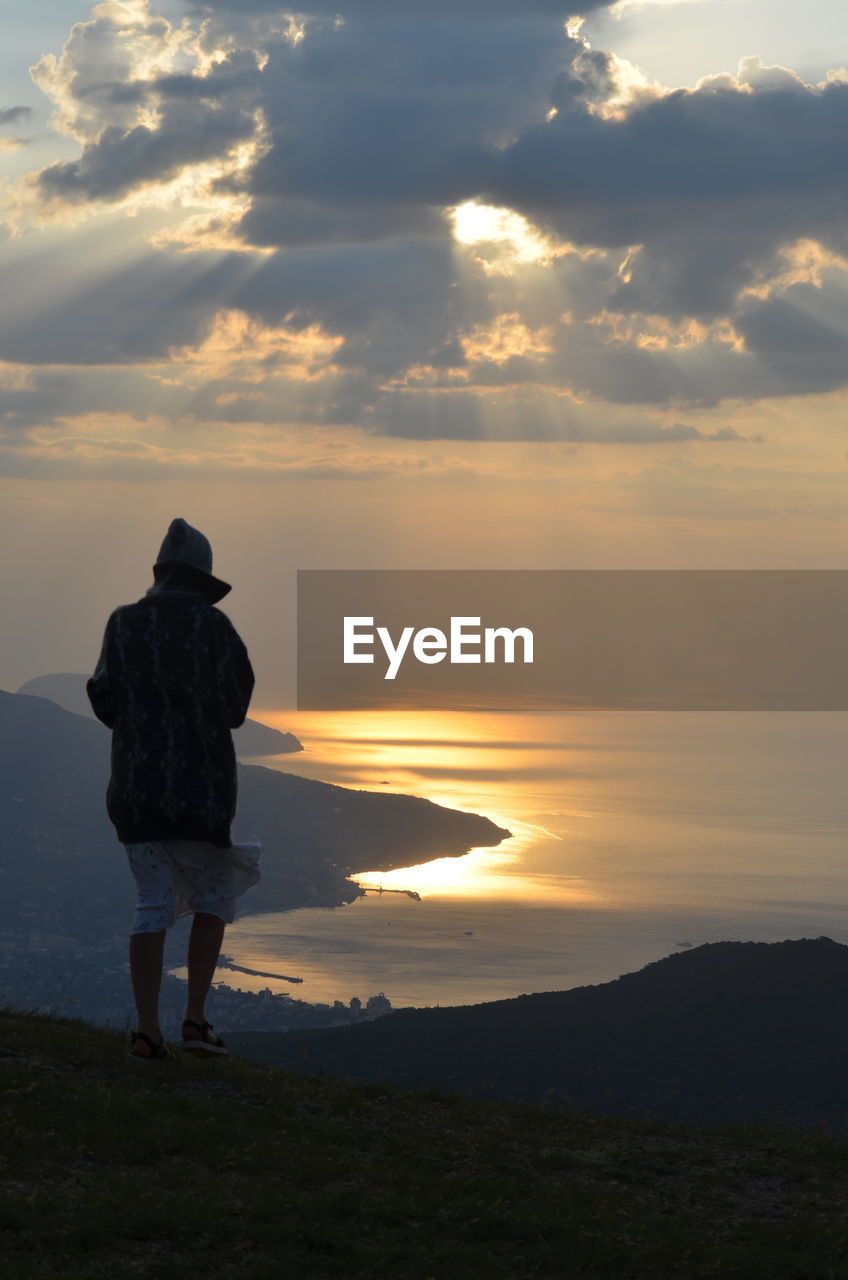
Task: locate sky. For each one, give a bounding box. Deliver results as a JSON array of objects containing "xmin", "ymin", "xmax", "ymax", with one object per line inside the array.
[{"xmin": 1, "ymin": 0, "xmax": 847, "ymax": 706}]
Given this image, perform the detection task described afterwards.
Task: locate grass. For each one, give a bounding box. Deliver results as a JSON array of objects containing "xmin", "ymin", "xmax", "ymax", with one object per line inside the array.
[{"xmin": 2, "ymin": 1007, "xmax": 848, "ymax": 1278}]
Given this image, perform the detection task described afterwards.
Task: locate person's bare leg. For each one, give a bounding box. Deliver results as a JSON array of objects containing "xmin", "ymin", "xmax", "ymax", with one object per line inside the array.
[
  {"xmin": 129, "ymin": 930, "xmax": 166, "ymax": 1056},
  {"xmin": 183, "ymin": 912, "xmax": 226, "ymax": 1043}
]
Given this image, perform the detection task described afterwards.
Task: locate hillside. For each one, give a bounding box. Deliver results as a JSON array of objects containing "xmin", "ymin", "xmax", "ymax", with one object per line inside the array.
[
  {"xmin": 228, "ymin": 937, "xmax": 848, "ymax": 1134},
  {"xmin": 2, "ymin": 1007, "xmax": 848, "ymax": 1280},
  {"xmin": 0, "ymin": 688, "xmax": 510, "ymax": 923},
  {"xmin": 16, "ymin": 672, "xmax": 303, "ymax": 758},
  {"xmin": 0, "ymin": 689, "xmax": 509, "ymax": 1030}
]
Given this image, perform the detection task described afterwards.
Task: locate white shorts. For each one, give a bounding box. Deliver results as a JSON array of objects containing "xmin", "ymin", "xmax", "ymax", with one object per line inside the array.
[{"xmin": 124, "ymin": 839, "xmax": 262, "ymax": 935}]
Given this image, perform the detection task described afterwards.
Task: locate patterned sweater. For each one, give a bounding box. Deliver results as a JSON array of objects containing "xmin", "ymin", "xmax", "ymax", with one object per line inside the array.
[{"xmin": 87, "ymin": 588, "xmax": 255, "ymax": 847}]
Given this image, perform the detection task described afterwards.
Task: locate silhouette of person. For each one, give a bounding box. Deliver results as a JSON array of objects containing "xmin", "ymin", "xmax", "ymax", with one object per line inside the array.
[{"xmin": 87, "ymin": 518, "xmax": 261, "ymax": 1061}]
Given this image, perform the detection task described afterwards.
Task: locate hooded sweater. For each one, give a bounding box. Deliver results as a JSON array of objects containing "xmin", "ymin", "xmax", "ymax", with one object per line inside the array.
[{"xmin": 87, "ymin": 587, "xmax": 254, "ymax": 847}]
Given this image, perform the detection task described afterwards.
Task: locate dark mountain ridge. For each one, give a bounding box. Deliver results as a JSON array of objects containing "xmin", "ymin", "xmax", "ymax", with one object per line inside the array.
[
  {"xmin": 16, "ymin": 672, "xmax": 303, "ymax": 758},
  {"xmin": 229, "ymin": 936, "xmax": 848, "ymax": 1133}
]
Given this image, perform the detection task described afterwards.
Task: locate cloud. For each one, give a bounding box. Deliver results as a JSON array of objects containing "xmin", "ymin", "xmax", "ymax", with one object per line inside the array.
[
  {"xmin": 486, "ymin": 57, "xmax": 848, "ymax": 318},
  {"xmin": 36, "ymin": 109, "xmax": 258, "ymax": 204},
  {"xmin": 0, "ymin": 412, "xmax": 485, "ymax": 484},
  {"xmin": 29, "ymin": 3, "xmax": 266, "ymax": 208},
  {"xmin": 197, "ymin": 1, "xmax": 611, "ymax": 18},
  {"xmin": 236, "ymin": 10, "xmax": 580, "ymax": 251},
  {"xmin": 0, "ymin": 245, "xmax": 253, "ymax": 365},
  {"xmin": 0, "ymin": 105, "xmax": 33, "ymax": 153},
  {"xmin": 0, "ymin": 106, "xmax": 32, "ymax": 126},
  {"xmin": 167, "ymin": 308, "xmax": 345, "ymax": 382},
  {"xmin": 4, "ymin": 0, "xmax": 847, "ymax": 447},
  {"xmin": 380, "ymin": 386, "xmax": 765, "ymax": 442},
  {"xmin": 734, "ymin": 289, "xmax": 848, "ymax": 394}
]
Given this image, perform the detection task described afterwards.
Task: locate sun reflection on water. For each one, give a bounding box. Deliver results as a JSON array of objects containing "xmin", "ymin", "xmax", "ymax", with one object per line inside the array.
[
  {"xmin": 249, "ymin": 706, "xmax": 591, "ymax": 901},
  {"xmin": 222, "ymin": 708, "xmax": 848, "ymax": 1006}
]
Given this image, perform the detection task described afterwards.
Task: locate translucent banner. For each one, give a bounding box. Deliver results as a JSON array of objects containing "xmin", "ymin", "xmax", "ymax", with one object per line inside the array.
[{"xmin": 296, "ymin": 569, "xmax": 848, "ymax": 711}]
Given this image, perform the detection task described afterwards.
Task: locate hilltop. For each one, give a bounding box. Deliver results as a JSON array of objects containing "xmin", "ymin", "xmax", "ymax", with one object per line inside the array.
[
  {"xmin": 2, "ymin": 1006, "xmax": 848, "ymax": 1279},
  {"xmin": 229, "ymin": 937, "xmax": 848, "ymax": 1134}
]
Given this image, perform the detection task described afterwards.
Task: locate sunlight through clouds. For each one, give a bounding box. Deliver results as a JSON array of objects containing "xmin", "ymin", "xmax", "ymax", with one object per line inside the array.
[
  {"xmin": 738, "ymin": 239, "xmax": 848, "ymax": 301},
  {"xmin": 31, "ymin": 1, "xmax": 196, "ymax": 143},
  {"xmin": 460, "ymin": 314, "xmax": 555, "ymax": 366},
  {"xmin": 1, "ymin": 0, "xmax": 847, "ymax": 465},
  {"xmin": 449, "ymin": 200, "xmax": 558, "ymax": 271},
  {"xmin": 585, "ymin": 51, "xmax": 666, "ymax": 118},
  {"xmin": 588, "ymin": 312, "xmax": 746, "ymax": 354},
  {"xmin": 25, "ymin": 0, "xmax": 270, "ymax": 231},
  {"xmin": 164, "ymin": 310, "xmax": 346, "ymax": 387}
]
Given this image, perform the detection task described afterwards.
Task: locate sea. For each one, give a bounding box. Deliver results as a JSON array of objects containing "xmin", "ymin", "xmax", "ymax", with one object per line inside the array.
[{"xmin": 216, "ymin": 708, "xmax": 848, "ymax": 1009}]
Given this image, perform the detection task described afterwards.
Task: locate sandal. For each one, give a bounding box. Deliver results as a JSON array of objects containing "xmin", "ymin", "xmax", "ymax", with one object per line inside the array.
[
  {"xmin": 128, "ymin": 1030, "xmax": 171, "ymax": 1063},
  {"xmin": 181, "ymin": 1019, "xmax": 228, "ymax": 1056}
]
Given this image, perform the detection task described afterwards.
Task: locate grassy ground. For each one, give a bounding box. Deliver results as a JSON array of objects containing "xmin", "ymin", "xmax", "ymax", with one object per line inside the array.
[{"xmin": 1, "ymin": 1007, "xmax": 848, "ymax": 1279}]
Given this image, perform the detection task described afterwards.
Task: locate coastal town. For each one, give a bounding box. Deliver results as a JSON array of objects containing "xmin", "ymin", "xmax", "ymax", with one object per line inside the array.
[{"xmin": 0, "ymin": 919, "xmax": 393, "ymax": 1036}]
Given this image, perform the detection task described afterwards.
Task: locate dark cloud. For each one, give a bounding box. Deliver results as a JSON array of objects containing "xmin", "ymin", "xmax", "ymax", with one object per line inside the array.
[
  {"xmin": 619, "ymin": 422, "xmax": 763, "ymax": 444},
  {"xmin": 36, "ymin": 49, "xmax": 262, "ymax": 204},
  {"xmin": 241, "ymin": 196, "xmax": 446, "ymax": 248},
  {"xmin": 0, "ymin": 106, "xmax": 32, "ymax": 126},
  {"xmin": 237, "ymin": 14, "xmax": 577, "ymax": 248},
  {"xmin": 0, "ymin": 250, "xmax": 252, "ymax": 365},
  {"xmin": 226, "ymin": 20, "xmax": 848, "ymax": 338},
  {"xmin": 0, "ymin": 366, "xmax": 166, "ymax": 429},
  {"xmin": 87, "ymin": 52, "xmax": 262, "ymax": 109},
  {"xmin": 28, "ymin": 5, "xmax": 267, "ymax": 206},
  {"xmin": 706, "ymin": 426, "xmax": 765, "ymax": 442},
  {"xmin": 231, "ymin": 237, "xmax": 460, "ymax": 374},
  {"xmin": 34, "ymin": 7, "xmax": 848, "ymax": 314},
  {"xmin": 734, "ymin": 290, "xmax": 848, "ymax": 394},
  {"xmin": 0, "ymin": 232, "xmax": 458, "ymax": 377},
  {"xmin": 193, "ymin": 1, "xmax": 608, "ymax": 18},
  {"xmin": 488, "ymin": 66, "xmax": 848, "ymax": 318},
  {"xmin": 738, "ymin": 293, "xmax": 847, "ymax": 357},
  {"xmin": 380, "ymin": 391, "xmax": 765, "ymax": 442},
  {"xmin": 13, "ymin": 2, "xmax": 848, "ymax": 433},
  {"xmin": 38, "ymin": 110, "xmax": 256, "ymax": 203},
  {"xmin": 151, "ymin": 53, "xmax": 263, "ymax": 101}
]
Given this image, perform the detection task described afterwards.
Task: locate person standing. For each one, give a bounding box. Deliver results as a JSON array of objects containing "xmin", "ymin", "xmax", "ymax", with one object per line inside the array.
[{"xmin": 87, "ymin": 518, "xmax": 261, "ymax": 1061}]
